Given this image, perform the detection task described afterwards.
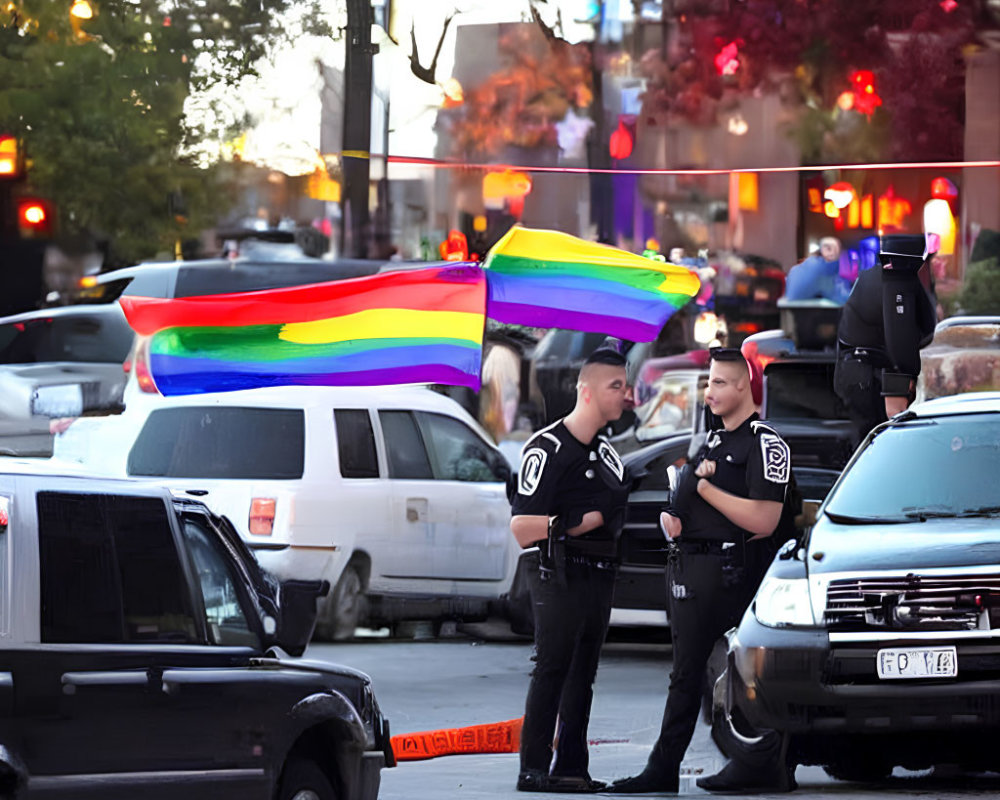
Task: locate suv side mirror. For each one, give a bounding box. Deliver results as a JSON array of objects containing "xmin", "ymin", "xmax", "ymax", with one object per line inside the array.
[{"xmin": 271, "ymin": 579, "xmax": 329, "ymax": 656}]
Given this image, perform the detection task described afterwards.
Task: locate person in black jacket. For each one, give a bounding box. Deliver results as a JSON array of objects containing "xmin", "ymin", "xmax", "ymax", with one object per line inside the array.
[
  {"xmin": 834, "ymin": 233, "xmax": 939, "ymax": 446},
  {"xmin": 510, "ymin": 344, "xmax": 634, "ymax": 794}
]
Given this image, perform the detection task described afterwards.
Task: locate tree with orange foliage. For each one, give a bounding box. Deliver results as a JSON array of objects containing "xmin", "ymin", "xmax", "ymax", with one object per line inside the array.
[{"xmin": 446, "ymin": 24, "xmax": 593, "ymax": 159}]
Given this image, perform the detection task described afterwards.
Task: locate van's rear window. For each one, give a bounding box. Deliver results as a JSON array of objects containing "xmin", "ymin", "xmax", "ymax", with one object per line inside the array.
[{"xmin": 127, "ymin": 407, "xmax": 305, "ymax": 479}]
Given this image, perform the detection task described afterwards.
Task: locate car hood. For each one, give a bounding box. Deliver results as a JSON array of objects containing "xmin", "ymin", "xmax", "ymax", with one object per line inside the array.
[{"xmin": 809, "ymin": 515, "xmax": 1000, "ymax": 575}]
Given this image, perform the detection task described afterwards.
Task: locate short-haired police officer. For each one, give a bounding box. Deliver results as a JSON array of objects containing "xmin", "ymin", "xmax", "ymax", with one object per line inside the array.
[
  {"xmin": 511, "ymin": 345, "xmax": 634, "ymax": 794},
  {"xmin": 612, "ymin": 347, "xmax": 794, "ymax": 794}
]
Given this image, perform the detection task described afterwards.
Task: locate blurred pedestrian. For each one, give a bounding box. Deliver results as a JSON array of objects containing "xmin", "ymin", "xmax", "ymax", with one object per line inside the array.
[
  {"xmin": 510, "ymin": 344, "xmax": 634, "ymax": 794},
  {"xmin": 834, "ymin": 233, "xmax": 939, "ymax": 447},
  {"xmin": 784, "ymin": 237, "xmax": 853, "ymax": 303},
  {"xmin": 612, "ymin": 347, "xmax": 794, "ymax": 794}
]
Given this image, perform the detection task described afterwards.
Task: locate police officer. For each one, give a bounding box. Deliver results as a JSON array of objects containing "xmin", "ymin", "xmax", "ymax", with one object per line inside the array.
[
  {"xmin": 612, "ymin": 347, "xmax": 793, "ymax": 794},
  {"xmin": 834, "ymin": 233, "xmax": 939, "ymax": 447},
  {"xmin": 511, "ymin": 345, "xmax": 634, "ymax": 794}
]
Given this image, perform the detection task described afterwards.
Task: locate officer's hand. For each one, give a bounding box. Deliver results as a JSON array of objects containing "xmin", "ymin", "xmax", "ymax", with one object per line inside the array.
[
  {"xmin": 660, "ymin": 511, "xmax": 682, "ymax": 539},
  {"xmin": 695, "ymin": 459, "xmax": 716, "ymax": 478},
  {"xmin": 884, "ymin": 394, "xmax": 910, "ymax": 418}
]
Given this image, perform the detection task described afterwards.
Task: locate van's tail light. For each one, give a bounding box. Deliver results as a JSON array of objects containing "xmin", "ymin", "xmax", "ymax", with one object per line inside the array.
[
  {"xmin": 134, "ymin": 336, "xmax": 160, "ymax": 394},
  {"xmin": 249, "ymin": 498, "xmax": 276, "ymax": 536}
]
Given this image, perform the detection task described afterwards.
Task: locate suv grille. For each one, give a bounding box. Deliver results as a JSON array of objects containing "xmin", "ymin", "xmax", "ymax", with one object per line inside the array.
[{"xmin": 824, "ymin": 574, "xmax": 1000, "ymax": 631}]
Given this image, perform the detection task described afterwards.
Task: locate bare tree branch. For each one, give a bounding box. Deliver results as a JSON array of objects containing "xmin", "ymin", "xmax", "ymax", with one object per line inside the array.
[
  {"xmin": 409, "ymin": 12, "xmax": 457, "ymax": 85},
  {"xmin": 529, "ymin": 4, "xmax": 561, "ymax": 44}
]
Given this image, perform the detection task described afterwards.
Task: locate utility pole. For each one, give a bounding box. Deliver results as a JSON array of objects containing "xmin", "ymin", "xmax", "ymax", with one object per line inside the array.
[{"xmin": 341, "ymin": 0, "xmax": 377, "ymax": 258}]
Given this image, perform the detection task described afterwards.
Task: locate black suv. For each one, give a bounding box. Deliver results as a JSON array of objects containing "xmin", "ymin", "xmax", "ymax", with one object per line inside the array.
[
  {"xmin": 718, "ymin": 392, "xmax": 1000, "ymax": 780},
  {"xmin": 0, "ymin": 465, "xmax": 393, "ymax": 799}
]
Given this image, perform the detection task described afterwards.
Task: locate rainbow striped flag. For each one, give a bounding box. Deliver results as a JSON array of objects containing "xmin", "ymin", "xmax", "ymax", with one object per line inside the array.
[
  {"xmin": 118, "ymin": 265, "xmax": 486, "ymax": 395},
  {"xmin": 483, "ymin": 226, "xmax": 702, "ymax": 341}
]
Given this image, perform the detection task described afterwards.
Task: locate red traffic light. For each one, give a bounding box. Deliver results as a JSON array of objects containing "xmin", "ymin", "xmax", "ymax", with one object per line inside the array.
[{"xmin": 18, "ymin": 198, "xmax": 53, "ymax": 237}]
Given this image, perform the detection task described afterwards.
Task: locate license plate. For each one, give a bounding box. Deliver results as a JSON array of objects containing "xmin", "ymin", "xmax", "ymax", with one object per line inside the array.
[
  {"xmin": 876, "ymin": 646, "xmax": 957, "ymax": 680},
  {"xmin": 31, "ymin": 384, "xmax": 83, "ymax": 418}
]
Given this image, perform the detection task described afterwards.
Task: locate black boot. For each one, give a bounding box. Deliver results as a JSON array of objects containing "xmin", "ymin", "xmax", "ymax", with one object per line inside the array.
[
  {"xmin": 696, "ymin": 758, "xmax": 797, "ymax": 794},
  {"xmin": 608, "ymin": 767, "xmax": 679, "ymax": 794},
  {"xmin": 517, "ymin": 771, "xmax": 608, "ymax": 794}
]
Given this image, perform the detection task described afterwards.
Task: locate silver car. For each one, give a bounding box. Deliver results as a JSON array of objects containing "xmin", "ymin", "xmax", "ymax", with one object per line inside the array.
[{"xmin": 0, "ymin": 304, "xmax": 133, "ymax": 456}]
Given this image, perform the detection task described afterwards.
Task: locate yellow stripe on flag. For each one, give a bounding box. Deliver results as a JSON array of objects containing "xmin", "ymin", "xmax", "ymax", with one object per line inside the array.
[{"xmin": 279, "ymin": 308, "xmax": 484, "ymax": 345}]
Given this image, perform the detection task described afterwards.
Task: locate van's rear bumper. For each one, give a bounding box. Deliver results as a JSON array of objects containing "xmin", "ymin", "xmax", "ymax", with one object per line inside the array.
[{"xmin": 251, "ymin": 544, "xmax": 341, "ymax": 584}]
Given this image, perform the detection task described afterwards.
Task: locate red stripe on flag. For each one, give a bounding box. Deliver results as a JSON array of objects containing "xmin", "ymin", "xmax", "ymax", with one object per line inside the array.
[{"xmin": 119, "ymin": 265, "xmax": 485, "ymax": 335}]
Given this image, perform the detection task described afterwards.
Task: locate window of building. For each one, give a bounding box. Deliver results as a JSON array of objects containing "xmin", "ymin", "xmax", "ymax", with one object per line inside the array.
[
  {"xmin": 38, "ymin": 492, "xmax": 197, "ymax": 644},
  {"xmin": 378, "ymin": 411, "xmax": 433, "ymax": 479},
  {"xmin": 181, "ymin": 518, "xmax": 259, "ymax": 648},
  {"xmin": 334, "ymin": 409, "xmax": 380, "ymax": 479}
]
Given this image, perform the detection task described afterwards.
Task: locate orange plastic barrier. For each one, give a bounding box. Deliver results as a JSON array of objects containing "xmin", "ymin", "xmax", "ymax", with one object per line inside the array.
[{"xmin": 391, "ymin": 717, "xmax": 523, "ymax": 762}]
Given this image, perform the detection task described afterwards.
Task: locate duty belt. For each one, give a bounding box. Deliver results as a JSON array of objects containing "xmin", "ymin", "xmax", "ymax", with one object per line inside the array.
[
  {"xmin": 676, "ymin": 539, "xmax": 734, "ymax": 556},
  {"xmin": 837, "ymin": 340, "xmax": 891, "ymax": 367},
  {"xmin": 565, "ymin": 553, "xmax": 617, "ymax": 570}
]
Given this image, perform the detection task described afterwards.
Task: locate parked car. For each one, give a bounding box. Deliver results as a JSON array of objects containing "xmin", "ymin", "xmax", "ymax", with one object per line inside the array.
[
  {"xmin": 0, "ymin": 462, "xmax": 392, "ymax": 799},
  {"xmin": 56, "ymin": 384, "xmax": 518, "ymax": 641},
  {"xmin": 716, "ymin": 391, "xmax": 1000, "ymax": 780},
  {"xmin": 0, "ymin": 304, "xmax": 134, "ymax": 457},
  {"xmin": 614, "ymin": 433, "xmax": 841, "ymax": 629},
  {"xmin": 75, "ymin": 257, "xmax": 393, "ymax": 304}
]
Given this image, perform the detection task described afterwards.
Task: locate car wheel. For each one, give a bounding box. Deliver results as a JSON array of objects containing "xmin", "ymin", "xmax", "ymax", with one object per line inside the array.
[
  {"xmin": 822, "ymin": 759, "xmax": 892, "ymax": 783},
  {"xmin": 278, "ymin": 756, "xmax": 339, "ymax": 800},
  {"xmin": 315, "ymin": 564, "xmax": 366, "ymax": 641}
]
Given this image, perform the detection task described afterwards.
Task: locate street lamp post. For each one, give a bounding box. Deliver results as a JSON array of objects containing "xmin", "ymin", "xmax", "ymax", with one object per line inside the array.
[{"xmin": 341, "ymin": 0, "xmax": 377, "ymax": 259}]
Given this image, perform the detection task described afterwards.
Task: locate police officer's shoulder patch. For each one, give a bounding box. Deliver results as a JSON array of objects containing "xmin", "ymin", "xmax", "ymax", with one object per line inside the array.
[
  {"xmin": 758, "ymin": 432, "xmax": 790, "ymax": 484},
  {"xmin": 597, "ymin": 440, "xmax": 625, "ymax": 482},
  {"xmin": 518, "ymin": 447, "xmax": 548, "ymax": 496}
]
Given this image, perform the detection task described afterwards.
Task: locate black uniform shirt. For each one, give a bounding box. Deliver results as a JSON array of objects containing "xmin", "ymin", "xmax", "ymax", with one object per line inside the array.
[
  {"xmin": 511, "ymin": 420, "xmax": 631, "ymax": 557},
  {"xmin": 675, "ymin": 413, "xmax": 790, "ymax": 542},
  {"xmin": 838, "ymin": 265, "xmax": 937, "ymax": 378}
]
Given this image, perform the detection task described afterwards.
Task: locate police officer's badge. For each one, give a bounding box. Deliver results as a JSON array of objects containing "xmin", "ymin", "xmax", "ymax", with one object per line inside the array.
[
  {"xmin": 597, "ymin": 441, "xmax": 625, "ymax": 482},
  {"xmin": 518, "ymin": 448, "xmax": 548, "ymax": 496},
  {"xmin": 759, "ymin": 433, "xmax": 790, "ymax": 484}
]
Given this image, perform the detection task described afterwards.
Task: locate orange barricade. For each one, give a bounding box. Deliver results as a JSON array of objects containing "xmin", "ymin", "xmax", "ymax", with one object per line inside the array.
[{"xmin": 391, "ymin": 717, "xmax": 523, "ymax": 762}]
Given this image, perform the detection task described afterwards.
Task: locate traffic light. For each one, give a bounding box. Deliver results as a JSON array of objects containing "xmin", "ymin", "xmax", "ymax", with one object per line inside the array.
[
  {"xmin": 17, "ymin": 198, "xmax": 53, "ymax": 238},
  {"xmin": 0, "ymin": 136, "xmax": 19, "ymax": 178}
]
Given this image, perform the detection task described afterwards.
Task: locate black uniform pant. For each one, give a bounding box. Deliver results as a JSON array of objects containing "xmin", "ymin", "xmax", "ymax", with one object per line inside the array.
[
  {"xmin": 646, "ymin": 551, "xmax": 756, "ymax": 774},
  {"xmin": 520, "ymin": 555, "xmax": 616, "ymax": 777},
  {"xmin": 833, "ymin": 352, "xmax": 888, "ymax": 448}
]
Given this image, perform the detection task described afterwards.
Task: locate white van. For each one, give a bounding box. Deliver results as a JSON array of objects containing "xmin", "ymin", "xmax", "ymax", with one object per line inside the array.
[{"xmin": 60, "ymin": 384, "xmax": 518, "ymax": 640}]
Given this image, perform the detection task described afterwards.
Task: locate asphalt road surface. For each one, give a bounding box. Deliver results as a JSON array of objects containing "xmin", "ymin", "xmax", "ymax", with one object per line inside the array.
[{"xmin": 307, "ymin": 624, "xmax": 1000, "ymax": 799}]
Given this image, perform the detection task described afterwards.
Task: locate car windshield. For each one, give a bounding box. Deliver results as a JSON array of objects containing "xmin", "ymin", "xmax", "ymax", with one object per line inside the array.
[
  {"xmin": 825, "ymin": 413, "xmax": 1000, "ymax": 522},
  {"xmin": 0, "ymin": 312, "xmax": 133, "ymax": 364}
]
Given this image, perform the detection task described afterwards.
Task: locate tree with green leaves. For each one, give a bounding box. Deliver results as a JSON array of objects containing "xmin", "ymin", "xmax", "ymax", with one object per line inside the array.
[{"xmin": 0, "ymin": 0, "xmax": 329, "ymax": 265}]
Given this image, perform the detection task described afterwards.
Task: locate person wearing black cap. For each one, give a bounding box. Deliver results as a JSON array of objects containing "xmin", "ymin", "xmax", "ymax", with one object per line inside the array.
[
  {"xmin": 834, "ymin": 233, "xmax": 939, "ymax": 447},
  {"xmin": 612, "ymin": 347, "xmax": 794, "ymax": 795},
  {"xmin": 510, "ymin": 342, "xmax": 634, "ymax": 793}
]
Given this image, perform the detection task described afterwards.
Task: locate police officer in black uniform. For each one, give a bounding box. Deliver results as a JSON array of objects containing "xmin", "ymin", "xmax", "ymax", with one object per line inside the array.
[
  {"xmin": 834, "ymin": 233, "xmax": 939, "ymax": 447},
  {"xmin": 511, "ymin": 345, "xmax": 634, "ymax": 794},
  {"xmin": 612, "ymin": 347, "xmax": 793, "ymax": 795}
]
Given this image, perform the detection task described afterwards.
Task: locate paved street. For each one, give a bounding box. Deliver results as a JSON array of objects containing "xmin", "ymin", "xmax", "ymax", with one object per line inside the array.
[{"xmin": 308, "ymin": 630, "xmax": 1000, "ymax": 799}]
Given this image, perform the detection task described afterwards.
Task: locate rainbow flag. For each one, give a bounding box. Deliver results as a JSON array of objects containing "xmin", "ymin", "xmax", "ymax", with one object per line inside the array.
[
  {"xmin": 118, "ymin": 265, "xmax": 486, "ymax": 395},
  {"xmin": 483, "ymin": 226, "xmax": 702, "ymax": 341}
]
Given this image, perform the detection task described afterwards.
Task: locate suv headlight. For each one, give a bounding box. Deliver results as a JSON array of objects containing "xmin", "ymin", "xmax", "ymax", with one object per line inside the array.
[{"xmin": 754, "ymin": 577, "xmax": 816, "ymax": 627}]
